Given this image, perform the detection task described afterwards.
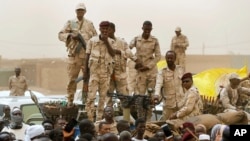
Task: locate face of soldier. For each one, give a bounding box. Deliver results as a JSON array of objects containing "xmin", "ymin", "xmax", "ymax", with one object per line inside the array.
[
  {"xmin": 142, "ymin": 24, "xmax": 152, "ymax": 39},
  {"xmin": 165, "ymin": 52, "xmax": 176, "ymax": 67},
  {"xmin": 108, "ymin": 27, "xmax": 115, "ymax": 38},
  {"xmin": 100, "ymin": 26, "xmax": 109, "ymax": 39},
  {"xmin": 230, "ymin": 78, "xmax": 241, "ymax": 87},
  {"xmin": 182, "ymin": 78, "xmax": 193, "ymax": 90},
  {"xmin": 75, "ymin": 9, "xmax": 86, "ymax": 18},
  {"xmin": 175, "ymin": 31, "xmax": 181, "ymax": 36},
  {"xmin": 14, "ymin": 68, "xmax": 21, "ymax": 76}
]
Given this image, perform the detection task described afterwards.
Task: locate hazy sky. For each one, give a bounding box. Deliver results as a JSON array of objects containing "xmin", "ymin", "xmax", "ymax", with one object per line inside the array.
[{"xmin": 0, "ymin": 0, "xmax": 250, "ymax": 59}]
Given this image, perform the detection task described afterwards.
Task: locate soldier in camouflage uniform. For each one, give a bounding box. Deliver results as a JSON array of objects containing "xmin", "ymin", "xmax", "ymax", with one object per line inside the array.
[
  {"xmin": 154, "ymin": 51, "xmax": 185, "ymax": 121},
  {"xmin": 220, "ymin": 73, "xmax": 250, "ymax": 112},
  {"xmin": 9, "ymin": 67, "xmax": 28, "ymax": 96},
  {"xmin": 169, "ymin": 72, "xmax": 203, "ymax": 120},
  {"xmin": 106, "ymin": 22, "xmax": 133, "ymax": 122},
  {"xmin": 83, "ymin": 21, "xmax": 115, "ymax": 121},
  {"xmin": 170, "ymin": 27, "xmax": 189, "ymax": 70},
  {"xmin": 58, "ymin": 3, "xmax": 97, "ymax": 106},
  {"xmin": 129, "ymin": 21, "xmax": 161, "ymax": 121}
]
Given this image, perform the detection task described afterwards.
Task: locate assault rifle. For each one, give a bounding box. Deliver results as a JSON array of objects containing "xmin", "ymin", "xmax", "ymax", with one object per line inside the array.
[{"xmin": 107, "ymin": 92, "xmax": 152, "ymax": 110}]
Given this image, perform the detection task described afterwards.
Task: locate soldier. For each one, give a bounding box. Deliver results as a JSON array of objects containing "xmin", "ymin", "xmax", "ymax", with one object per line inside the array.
[
  {"xmin": 83, "ymin": 21, "xmax": 115, "ymax": 121},
  {"xmin": 129, "ymin": 20, "xmax": 161, "ymax": 121},
  {"xmin": 169, "ymin": 72, "xmax": 203, "ymax": 120},
  {"xmin": 106, "ymin": 22, "xmax": 133, "ymax": 121},
  {"xmin": 170, "ymin": 27, "xmax": 189, "ymax": 70},
  {"xmin": 154, "ymin": 50, "xmax": 185, "ymax": 120},
  {"xmin": 58, "ymin": 3, "xmax": 97, "ymax": 106},
  {"xmin": 8, "ymin": 67, "xmax": 28, "ymax": 96},
  {"xmin": 220, "ymin": 72, "xmax": 250, "ymax": 112}
]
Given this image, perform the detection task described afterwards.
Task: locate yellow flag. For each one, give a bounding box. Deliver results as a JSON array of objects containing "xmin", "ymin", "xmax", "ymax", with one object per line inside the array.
[
  {"xmin": 157, "ymin": 60, "xmax": 167, "ymax": 70},
  {"xmin": 193, "ymin": 66, "xmax": 248, "ymax": 98}
]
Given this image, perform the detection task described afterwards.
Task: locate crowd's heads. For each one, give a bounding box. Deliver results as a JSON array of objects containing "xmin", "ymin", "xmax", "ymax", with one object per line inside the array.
[
  {"xmin": 0, "ymin": 132, "xmax": 12, "ymax": 141},
  {"xmin": 24, "ymin": 125, "xmax": 45, "ymax": 141},
  {"xmin": 198, "ymin": 134, "xmax": 210, "ymax": 141},
  {"xmin": 48, "ymin": 128, "xmax": 64, "ymax": 141},
  {"xmin": 117, "ymin": 120, "xmax": 130, "ymax": 134},
  {"xmin": 102, "ymin": 133, "xmax": 119, "ymax": 141},
  {"xmin": 42, "ymin": 119, "xmax": 54, "ymax": 135},
  {"xmin": 98, "ymin": 121, "xmax": 111, "ymax": 135},
  {"xmin": 79, "ymin": 119, "xmax": 96, "ymax": 136},
  {"xmin": 119, "ymin": 131, "xmax": 132, "ymax": 141}
]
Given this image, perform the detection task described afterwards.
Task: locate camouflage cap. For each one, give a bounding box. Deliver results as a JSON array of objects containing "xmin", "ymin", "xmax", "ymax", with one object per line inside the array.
[
  {"xmin": 228, "ymin": 72, "xmax": 240, "ymax": 80},
  {"xmin": 175, "ymin": 26, "xmax": 181, "ymax": 32},
  {"xmin": 75, "ymin": 3, "xmax": 86, "ymax": 10}
]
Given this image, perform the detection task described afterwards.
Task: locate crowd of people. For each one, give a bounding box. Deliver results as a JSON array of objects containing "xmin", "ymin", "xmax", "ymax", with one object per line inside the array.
[{"xmin": 2, "ymin": 2, "xmax": 250, "ymax": 141}]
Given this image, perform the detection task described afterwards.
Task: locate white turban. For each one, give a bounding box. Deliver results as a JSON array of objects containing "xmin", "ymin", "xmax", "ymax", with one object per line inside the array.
[{"xmin": 24, "ymin": 125, "xmax": 45, "ymax": 141}]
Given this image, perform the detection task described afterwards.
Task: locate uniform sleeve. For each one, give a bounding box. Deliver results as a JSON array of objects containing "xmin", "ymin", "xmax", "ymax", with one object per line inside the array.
[
  {"xmin": 58, "ymin": 20, "xmax": 71, "ymax": 42},
  {"xmin": 121, "ymin": 40, "xmax": 133, "ymax": 59},
  {"xmin": 154, "ymin": 70, "xmax": 164, "ymax": 96},
  {"xmin": 220, "ymin": 88, "xmax": 236, "ymax": 110},
  {"xmin": 176, "ymin": 91, "xmax": 197, "ymax": 118},
  {"xmin": 238, "ymin": 87, "xmax": 250, "ymax": 96},
  {"xmin": 183, "ymin": 35, "xmax": 189, "ymax": 49},
  {"xmin": 146, "ymin": 38, "xmax": 161, "ymax": 69},
  {"xmin": 86, "ymin": 39, "xmax": 93, "ymax": 54}
]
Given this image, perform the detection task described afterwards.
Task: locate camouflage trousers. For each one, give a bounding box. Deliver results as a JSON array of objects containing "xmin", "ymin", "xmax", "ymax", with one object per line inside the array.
[
  {"xmin": 161, "ymin": 106, "xmax": 178, "ymax": 121},
  {"xmin": 85, "ymin": 72, "xmax": 111, "ymax": 122},
  {"xmin": 106, "ymin": 75, "xmax": 130, "ymax": 121},
  {"xmin": 66, "ymin": 56, "xmax": 84, "ymax": 103},
  {"xmin": 175, "ymin": 52, "xmax": 186, "ymax": 70}
]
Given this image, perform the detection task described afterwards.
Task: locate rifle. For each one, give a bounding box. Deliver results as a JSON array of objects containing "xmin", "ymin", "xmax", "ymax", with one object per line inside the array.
[
  {"xmin": 107, "ymin": 92, "xmax": 152, "ymax": 111},
  {"xmin": 74, "ymin": 33, "xmax": 86, "ymax": 54},
  {"xmin": 29, "ymin": 90, "xmax": 46, "ymax": 119}
]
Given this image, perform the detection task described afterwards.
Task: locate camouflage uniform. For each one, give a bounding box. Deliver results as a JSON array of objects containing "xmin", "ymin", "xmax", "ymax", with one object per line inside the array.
[
  {"xmin": 85, "ymin": 36, "xmax": 115, "ymax": 121},
  {"xmin": 106, "ymin": 37, "xmax": 133, "ymax": 121},
  {"xmin": 8, "ymin": 75, "xmax": 28, "ymax": 96},
  {"xmin": 154, "ymin": 65, "xmax": 185, "ymax": 120},
  {"xmin": 58, "ymin": 17, "xmax": 97, "ymax": 103},
  {"xmin": 126, "ymin": 59, "xmax": 137, "ymax": 94},
  {"xmin": 170, "ymin": 31, "xmax": 189, "ymax": 69},
  {"xmin": 176, "ymin": 85, "xmax": 203, "ymax": 120},
  {"xmin": 220, "ymin": 84, "xmax": 250, "ymax": 111},
  {"xmin": 129, "ymin": 35, "xmax": 161, "ymax": 121}
]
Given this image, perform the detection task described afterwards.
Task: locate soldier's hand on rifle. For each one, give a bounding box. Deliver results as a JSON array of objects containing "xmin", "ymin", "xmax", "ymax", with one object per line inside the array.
[
  {"xmin": 153, "ymin": 95, "xmax": 160, "ymax": 104},
  {"xmin": 69, "ymin": 33, "xmax": 79, "ymax": 40}
]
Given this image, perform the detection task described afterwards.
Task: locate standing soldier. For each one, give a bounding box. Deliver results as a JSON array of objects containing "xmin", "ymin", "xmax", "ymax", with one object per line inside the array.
[
  {"xmin": 83, "ymin": 21, "xmax": 115, "ymax": 121},
  {"xmin": 154, "ymin": 50, "xmax": 185, "ymax": 120},
  {"xmin": 129, "ymin": 21, "xmax": 161, "ymax": 121},
  {"xmin": 8, "ymin": 67, "xmax": 28, "ymax": 96},
  {"xmin": 106, "ymin": 22, "xmax": 133, "ymax": 122},
  {"xmin": 58, "ymin": 3, "xmax": 97, "ymax": 106},
  {"xmin": 170, "ymin": 27, "xmax": 189, "ymax": 70}
]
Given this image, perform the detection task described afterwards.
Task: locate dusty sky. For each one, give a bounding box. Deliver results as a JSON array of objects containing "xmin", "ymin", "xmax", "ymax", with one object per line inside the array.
[{"xmin": 0, "ymin": 0, "xmax": 250, "ymax": 59}]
